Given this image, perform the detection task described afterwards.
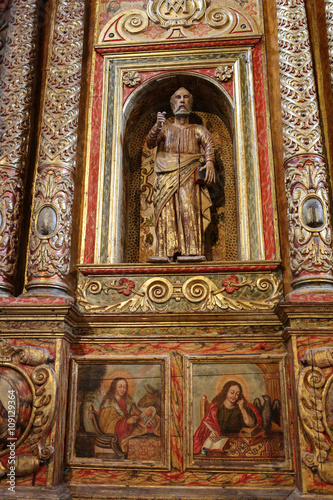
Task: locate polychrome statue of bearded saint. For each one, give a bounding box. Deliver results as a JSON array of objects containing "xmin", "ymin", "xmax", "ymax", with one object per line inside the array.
[{"xmin": 146, "ymin": 87, "xmax": 215, "ymax": 263}]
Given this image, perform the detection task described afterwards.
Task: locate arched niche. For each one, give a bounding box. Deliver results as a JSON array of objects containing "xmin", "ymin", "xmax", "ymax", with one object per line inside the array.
[{"xmin": 121, "ymin": 72, "xmax": 237, "ymax": 263}]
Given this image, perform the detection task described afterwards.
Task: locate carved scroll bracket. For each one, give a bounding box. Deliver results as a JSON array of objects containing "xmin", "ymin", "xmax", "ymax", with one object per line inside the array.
[
  {"xmin": 0, "ymin": 339, "xmax": 58, "ymax": 479},
  {"xmin": 298, "ymin": 346, "xmax": 333, "ymax": 483}
]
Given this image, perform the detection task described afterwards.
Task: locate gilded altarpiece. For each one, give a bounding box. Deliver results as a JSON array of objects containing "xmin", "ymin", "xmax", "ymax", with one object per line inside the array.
[{"xmin": 1, "ymin": 0, "xmax": 333, "ymax": 498}]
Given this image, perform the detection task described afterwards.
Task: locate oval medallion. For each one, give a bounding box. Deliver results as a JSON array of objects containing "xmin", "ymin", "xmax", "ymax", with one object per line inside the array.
[
  {"xmin": 0, "ymin": 365, "xmax": 34, "ymax": 457},
  {"xmin": 36, "ymin": 205, "xmax": 58, "ymax": 238}
]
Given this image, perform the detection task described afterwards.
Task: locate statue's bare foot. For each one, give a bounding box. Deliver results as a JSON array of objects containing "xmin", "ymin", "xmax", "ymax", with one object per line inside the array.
[
  {"xmin": 177, "ymin": 255, "xmax": 206, "ymax": 262},
  {"xmin": 147, "ymin": 256, "xmax": 171, "ymax": 263}
]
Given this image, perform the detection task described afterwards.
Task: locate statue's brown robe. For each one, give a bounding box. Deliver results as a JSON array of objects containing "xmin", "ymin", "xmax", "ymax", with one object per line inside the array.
[{"xmin": 147, "ymin": 122, "xmax": 215, "ymax": 257}]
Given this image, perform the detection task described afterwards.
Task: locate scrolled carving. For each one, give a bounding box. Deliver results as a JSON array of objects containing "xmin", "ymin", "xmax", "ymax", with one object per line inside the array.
[
  {"xmin": 121, "ymin": 10, "xmax": 149, "ymax": 36},
  {"xmin": 301, "ymin": 346, "xmax": 333, "ymax": 368},
  {"xmin": 205, "ymin": 5, "xmax": 234, "ymax": 31},
  {"xmin": 298, "ymin": 347, "xmax": 333, "ymax": 483},
  {"xmin": 0, "ymin": 338, "xmax": 19, "ymax": 361},
  {"xmin": 276, "ymin": 0, "xmax": 323, "ymax": 158},
  {"xmin": 285, "ymin": 156, "xmax": 333, "ymax": 279},
  {"xmin": 0, "ymin": 339, "xmax": 58, "ymax": 478},
  {"xmin": 182, "ymin": 277, "xmax": 210, "ymax": 303},
  {"xmin": 145, "ymin": 277, "xmax": 173, "ymax": 304},
  {"xmin": 30, "ymin": 365, "xmax": 58, "ymax": 460},
  {"xmin": 325, "ymin": 0, "xmax": 333, "ymax": 91},
  {"xmin": 18, "ymin": 346, "xmax": 54, "ymax": 366},
  {"xmin": 0, "ymin": 0, "xmax": 39, "ymax": 291},
  {"xmin": 26, "ymin": 0, "xmax": 84, "ymax": 291},
  {"xmin": 27, "ymin": 166, "xmax": 75, "ymax": 286},
  {"xmin": 77, "ymin": 274, "xmax": 283, "ymax": 313},
  {"xmin": 147, "ymin": 0, "xmax": 206, "ymax": 28}
]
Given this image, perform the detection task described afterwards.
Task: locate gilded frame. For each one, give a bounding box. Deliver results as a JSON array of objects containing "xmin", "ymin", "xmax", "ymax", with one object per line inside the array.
[
  {"xmin": 82, "ymin": 42, "xmax": 277, "ymax": 264},
  {"xmin": 184, "ymin": 354, "xmax": 292, "ymax": 471},
  {"xmin": 66, "ymin": 355, "xmax": 171, "ymax": 469}
]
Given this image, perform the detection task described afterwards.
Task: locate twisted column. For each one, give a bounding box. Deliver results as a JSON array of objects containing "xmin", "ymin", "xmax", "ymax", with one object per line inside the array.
[
  {"xmin": 277, "ymin": 0, "xmax": 333, "ymax": 294},
  {"xmin": 25, "ymin": 0, "xmax": 84, "ymax": 296},
  {"xmin": 0, "ymin": 0, "xmax": 39, "ymax": 295}
]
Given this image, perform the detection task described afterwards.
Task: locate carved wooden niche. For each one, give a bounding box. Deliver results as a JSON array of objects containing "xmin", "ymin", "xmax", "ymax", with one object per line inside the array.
[
  {"xmin": 84, "ymin": 3, "xmax": 277, "ymax": 266},
  {"xmin": 123, "ymin": 73, "xmax": 237, "ymax": 263}
]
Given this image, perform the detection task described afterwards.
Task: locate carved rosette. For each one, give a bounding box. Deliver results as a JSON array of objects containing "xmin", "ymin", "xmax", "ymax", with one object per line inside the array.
[
  {"xmin": 0, "ymin": 0, "xmax": 39, "ymax": 294},
  {"xmin": 0, "ymin": 339, "xmax": 58, "ymax": 478},
  {"xmin": 325, "ymin": 0, "xmax": 333, "ymax": 91},
  {"xmin": 276, "ymin": 0, "xmax": 333, "ymax": 288},
  {"xmin": 26, "ymin": 0, "xmax": 85, "ymax": 293},
  {"xmin": 298, "ymin": 347, "xmax": 333, "ymax": 484}
]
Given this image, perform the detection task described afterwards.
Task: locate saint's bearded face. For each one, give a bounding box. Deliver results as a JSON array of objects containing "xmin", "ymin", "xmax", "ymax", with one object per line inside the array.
[{"xmin": 170, "ymin": 87, "xmax": 193, "ymax": 116}]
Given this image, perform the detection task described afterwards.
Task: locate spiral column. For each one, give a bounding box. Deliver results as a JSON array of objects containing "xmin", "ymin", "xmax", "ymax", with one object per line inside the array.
[
  {"xmin": 276, "ymin": 0, "xmax": 333, "ymax": 295},
  {"xmin": 0, "ymin": 0, "xmax": 39, "ymax": 296},
  {"xmin": 25, "ymin": 0, "xmax": 85, "ymax": 297}
]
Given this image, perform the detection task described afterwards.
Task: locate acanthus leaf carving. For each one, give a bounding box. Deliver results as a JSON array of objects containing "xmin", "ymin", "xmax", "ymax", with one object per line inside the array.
[{"xmin": 298, "ymin": 347, "xmax": 333, "ymax": 483}]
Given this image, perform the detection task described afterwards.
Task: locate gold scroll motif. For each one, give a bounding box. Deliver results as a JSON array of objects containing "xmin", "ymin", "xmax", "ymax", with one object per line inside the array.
[
  {"xmin": 0, "ymin": 0, "xmax": 39, "ymax": 291},
  {"xmin": 26, "ymin": 0, "xmax": 84, "ymax": 290},
  {"xmin": 77, "ymin": 275, "xmax": 283, "ymax": 313},
  {"xmin": 298, "ymin": 347, "xmax": 333, "ymax": 483},
  {"xmin": 0, "ymin": 169, "xmax": 23, "ymax": 287},
  {"xmin": 276, "ymin": 0, "xmax": 323, "ymax": 158},
  {"xmin": 98, "ymin": 5, "xmax": 257, "ymax": 45},
  {"xmin": 284, "ymin": 157, "xmax": 333, "ymax": 277},
  {"xmin": 27, "ymin": 167, "xmax": 75, "ymax": 284},
  {"xmin": 0, "ymin": 339, "xmax": 58, "ymax": 477}
]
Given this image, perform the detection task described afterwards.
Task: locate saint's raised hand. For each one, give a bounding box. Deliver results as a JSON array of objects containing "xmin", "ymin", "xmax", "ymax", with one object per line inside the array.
[{"xmin": 156, "ymin": 111, "xmax": 166, "ymax": 129}]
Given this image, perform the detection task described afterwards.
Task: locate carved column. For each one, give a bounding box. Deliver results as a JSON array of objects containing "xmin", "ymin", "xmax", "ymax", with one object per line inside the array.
[
  {"xmin": 25, "ymin": 0, "xmax": 84, "ymax": 297},
  {"xmin": 0, "ymin": 0, "xmax": 39, "ymax": 295},
  {"xmin": 277, "ymin": 0, "xmax": 333, "ymax": 295},
  {"xmin": 325, "ymin": 0, "xmax": 333, "ymax": 90}
]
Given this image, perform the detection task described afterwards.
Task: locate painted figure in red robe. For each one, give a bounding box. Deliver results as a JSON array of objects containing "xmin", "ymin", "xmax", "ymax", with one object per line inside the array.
[{"xmin": 193, "ymin": 380, "xmax": 262, "ymax": 455}]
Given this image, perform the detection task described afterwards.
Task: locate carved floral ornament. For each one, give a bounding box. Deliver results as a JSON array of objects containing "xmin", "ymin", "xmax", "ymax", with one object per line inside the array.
[
  {"xmin": 215, "ymin": 65, "xmax": 233, "ymax": 82},
  {"xmin": 298, "ymin": 347, "xmax": 333, "ymax": 484},
  {"xmin": 97, "ymin": 3, "xmax": 258, "ymax": 45},
  {"xmin": 123, "ymin": 71, "xmax": 141, "ymax": 87},
  {"xmin": 285, "ymin": 156, "xmax": 333, "ymax": 278},
  {"xmin": 77, "ymin": 274, "xmax": 283, "ymax": 313},
  {"xmin": 0, "ymin": 339, "xmax": 58, "ymax": 480}
]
